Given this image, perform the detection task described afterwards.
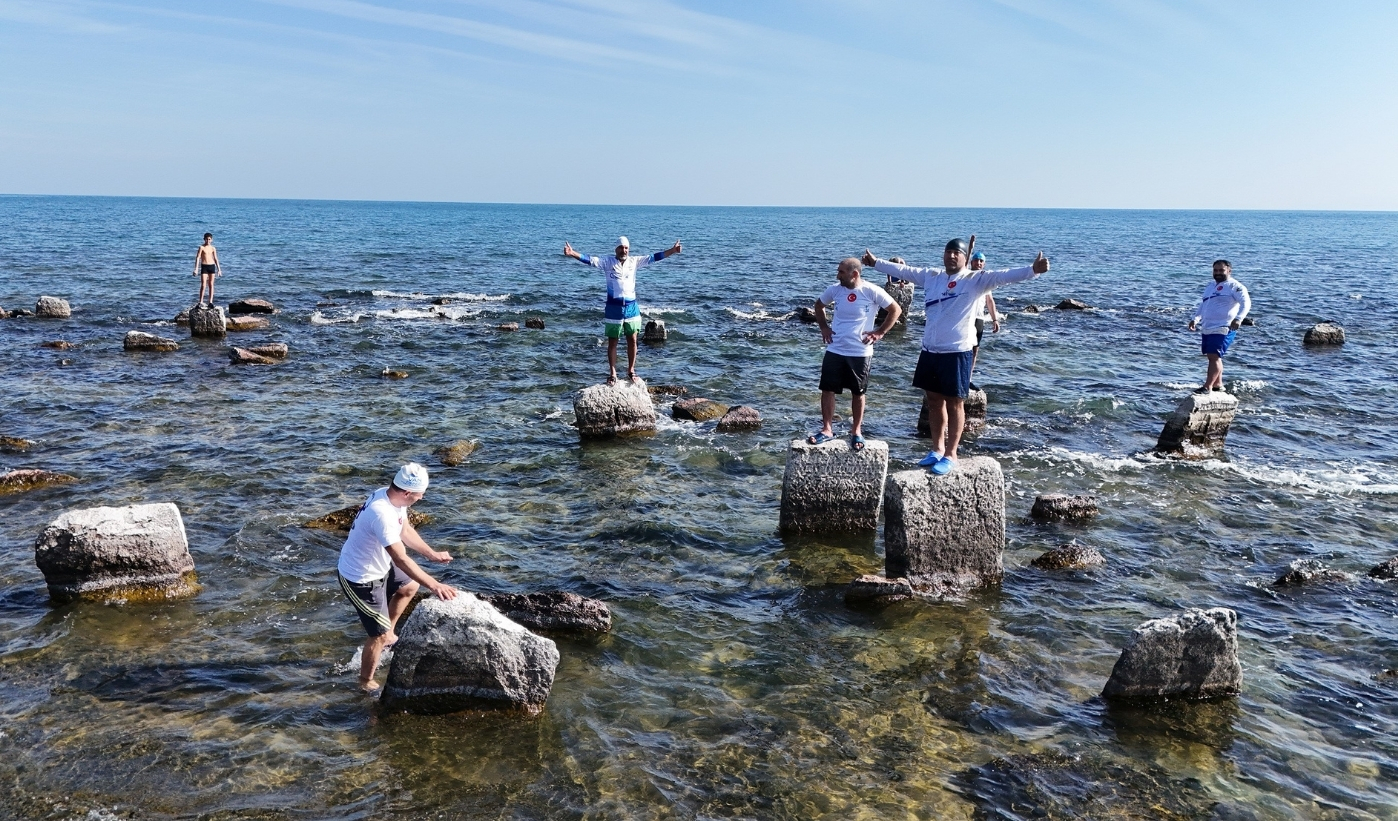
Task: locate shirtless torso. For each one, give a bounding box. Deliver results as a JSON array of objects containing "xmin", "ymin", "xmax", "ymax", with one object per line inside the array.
[{"xmin": 194, "ymin": 239, "xmax": 221, "ymax": 306}]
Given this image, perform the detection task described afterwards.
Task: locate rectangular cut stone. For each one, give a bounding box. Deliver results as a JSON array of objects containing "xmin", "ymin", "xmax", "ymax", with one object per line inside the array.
[
  {"xmin": 1155, "ymin": 392, "xmax": 1238, "ymax": 458},
  {"xmin": 883, "ymin": 457, "xmax": 1005, "ymax": 590},
  {"xmin": 573, "ymin": 378, "xmax": 657, "ymax": 438},
  {"xmin": 779, "ymin": 438, "xmax": 889, "ymax": 534}
]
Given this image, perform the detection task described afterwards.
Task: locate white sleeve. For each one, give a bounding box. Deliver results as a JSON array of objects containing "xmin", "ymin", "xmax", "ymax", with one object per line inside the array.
[
  {"xmin": 818, "ymin": 284, "xmax": 840, "ymax": 305},
  {"xmin": 872, "ymin": 259, "xmax": 935, "ymax": 288},
  {"xmin": 1236, "ymin": 284, "xmax": 1251, "ymax": 320},
  {"xmin": 975, "ymin": 265, "xmax": 1039, "ymax": 292},
  {"xmin": 867, "ymin": 284, "xmax": 895, "ymax": 308}
]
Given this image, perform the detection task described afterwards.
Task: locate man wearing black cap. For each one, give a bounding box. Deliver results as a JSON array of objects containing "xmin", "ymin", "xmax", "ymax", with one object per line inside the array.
[{"xmin": 863, "ymin": 239, "xmax": 1048, "ymax": 475}]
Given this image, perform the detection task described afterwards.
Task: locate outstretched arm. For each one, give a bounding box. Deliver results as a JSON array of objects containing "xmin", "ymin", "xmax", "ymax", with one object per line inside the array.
[
  {"xmin": 976, "ymin": 252, "xmax": 1050, "ymax": 291},
  {"xmin": 564, "ymin": 242, "xmax": 599, "ymax": 266},
  {"xmin": 386, "ymin": 541, "xmax": 458, "ymax": 600},
  {"xmin": 401, "ymin": 518, "xmax": 451, "ymax": 563}
]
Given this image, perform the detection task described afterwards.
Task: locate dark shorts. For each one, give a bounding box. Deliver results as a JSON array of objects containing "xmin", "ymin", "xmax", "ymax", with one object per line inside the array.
[
  {"xmin": 913, "ymin": 350, "xmax": 974, "ymax": 399},
  {"xmin": 1202, "ymin": 331, "xmax": 1237, "ymax": 357},
  {"xmin": 200, "ymin": 264, "xmax": 217, "ymax": 275},
  {"xmin": 974, "ymin": 318, "xmax": 985, "ymax": 346},
  {"xmin": 819, "ymin": 351, "xmax": 873, "ymax": 396},
  {"xmin": 338, "ymin": 567, "xmax": 409, "ymax": 637}
]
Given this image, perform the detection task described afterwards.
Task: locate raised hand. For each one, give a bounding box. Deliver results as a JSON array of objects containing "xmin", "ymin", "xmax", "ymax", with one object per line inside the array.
[
  {"xmin": 1032, "ymin": 251, "xmax": 1049, "ymax": 274},
  {"xmin": 563, "ymin": 242, "xmax": 578, "ymax": 259},
  {"xmin": 861, "ymin": 249, "xmax": 878, "ymax": 267},
  {"xmin": 669, "ymin": 241, "xmax": 682, "ymax": 255}
]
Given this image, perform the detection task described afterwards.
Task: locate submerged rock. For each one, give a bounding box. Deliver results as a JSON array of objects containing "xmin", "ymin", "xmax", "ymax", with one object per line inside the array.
[
  {"xmin": 844, "ymin": 574, "xmax": 913, "ymax": 605},
  {"xmin": 435, "ymin": 440, "xmax": 478, "ymax": 466},
  {"xmin": 497, "ymin": 322, "xmax": 519, "ymax": 332},
  {"xmin": 34, "ymin": 502, "xmax": 199, "ymax": 603},
  {"xmin": 1102, "ymin": 607, "xmax": 1241, "ymax": 701},
  {"xmin": 779, "ymin": 437, "xmax": 889, "ymax": 534},
  {"xmin": 42, "ymin": 340, "xmax": 77, "ymax": 350},
  {"xmin": 1030, "ymin": 493, "xmax": 1099, "ymax": 522},
  {"xmin": 716, "ymin": 405, "xmax": 762, "ymax": 432},
  {"xmin": 381, "ymin": 594, "xmax": 560, "ymax": 715},
  {"xmin": 1023, "ymin": 304, "xmax": 1041, "ymax": 314},
  {"xmin": 672, "ymin": 397, "xmax": 729, "ymax": 422},
  {"xmin": 0, "ymin": 436, "xmax": 34, "ymax": 451},
  {"xmin": 642, "ymin": 319, "xmax": 667, "ymax": 342},
  {"xmin": 1154, "ymin": 391, "xmax": 1237, "ymax": 459},
  {"xmin": 227, "ymin": 298, "xmax": 276, "ymax": 315},
  {"xmin": 35, "ymin": 296, "xmax": 72, "ymax": 318},
  {"xmin": 1274, "ymin": 558, "xmax": 1352, "ymax": 586},
  {"xmin": 381, "ymin": 368, "xmax": 409, "ymax": 379},
  {"xmin": 525, "ymin": 317, "xmax": 546, "ymax": 329},
  {"xmin": 883, "ymin": 458, "xmax": 1005, "ymax": 597},
  {"xmin": 11, "ymin": 308, "xmax": 34, "ymax": 317},
  {"xmin": 1055, "ymin": 298, "xmax": 1091, "ymax": 310},
  {"xmin": 1031, "ymin": 540, "xmax": 1105, "ymax": 570},
  {"xmin": 646, "ymin": 384, "xmax": 688, "ymax": 397},
  {"xmin": 0, "ymin": 305, "xmax": 9, "ymax": 319},
  {"xmin": 188, "ymin": 305, "xmax": 227, "ymax": 338},
  {"xmin": 246, "ymin": 342, "xmax": 288, "ymax": 359},
  {"xmin": 796, "ymin": 306, "xmax": 817, "ymax": 323},
  {"xmin": 479, "ymin": 591, "xmax": 611, "ymax": 634},
  {"xmin": 0, "ymin": 469, "xmax": 78, "ymax": 495},
  {"xmin": 1241, "ymin": 316, "xmax": 1256, "ymax": 326},
  {"xmin": 1303, "ymin": 322, "xmax": 1345, "ymax": 345},
  {"xmin": 124, "ymin": 331, "xmax": 180, "ymax": 352},
  {"xmin": 1368, "ymin": 556, "xmax": 1398, "ymax": 580},
  {"xmin": 958, "ymin": 752, "xmax": 1218, "ymax": 821},
  {"xmin": 573, "ymin": 378, "xmax": 656, "ymax": 438},
  {"xmin": 228, "ymin": 346, "xmax": 277, "ymax": 365},
  {"xmin": 303, "ymin": 505, "xmax": 429, "ymax": 532}
]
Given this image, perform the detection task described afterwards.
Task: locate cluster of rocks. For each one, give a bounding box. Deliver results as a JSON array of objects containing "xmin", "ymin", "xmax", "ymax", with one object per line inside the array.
[
  {"xmin": 1, "ymin": 296, "xmax": 71, "ymax": 319},
  {"xmin": 671, "ymin": 397, "xmax": 763, "ymax": 432},
  {"xmin": 571, "ymin": 378, "xmax": 762, "ymax": 438}
]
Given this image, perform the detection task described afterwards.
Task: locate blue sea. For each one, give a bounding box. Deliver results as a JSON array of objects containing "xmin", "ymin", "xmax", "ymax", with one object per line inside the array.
[{"xmin": 1, "ymin": 196, "xmax": 1396, "ymax": 819}]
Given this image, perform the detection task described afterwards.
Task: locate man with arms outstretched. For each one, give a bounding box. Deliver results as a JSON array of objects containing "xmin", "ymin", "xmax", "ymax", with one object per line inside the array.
[
  {"xmin": 863, "ymin": 238, "xmax": 1049, "ymax": 475},
  {"xmin": 563, "ymin": 236, "xmax": 682, "ymax": 383},
  {"xmin": 336, "ymin": 463, "xmax": 458, "ymax": 694}
]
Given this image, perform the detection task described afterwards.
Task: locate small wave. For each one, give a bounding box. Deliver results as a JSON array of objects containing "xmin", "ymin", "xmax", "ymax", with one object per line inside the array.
[
  {"xmin": 310, "ymin": 310, "xmax": 366, "ymax": 325},
  {"xmin": 1161, "ymin": 382, "xmax": 1197, "ymax": 391},
  {"xmin": 1229, "ymin": 379, "xmax": 1269, "ymax": 392},
  {"xmin": 726, "ymin": 307, "xmax": 795, "ymax": 321},
  {"xmin": 1350, "ymin": 293, "xmax": 1363, "ymax": 300},
  {"xmin": 642, "ymin": 306, "xmax": 688, "ymax": 315},
  {"xmin": 370, "ymin": 290, "xmax": 509, "ymax": 302},
  {"xmin": 372, "ymin": 307, "xmax": 449, "ymax": 321},
  {"xmin": 1205, "ymin": 460, "xmax": 1398, "ymax": 496}
]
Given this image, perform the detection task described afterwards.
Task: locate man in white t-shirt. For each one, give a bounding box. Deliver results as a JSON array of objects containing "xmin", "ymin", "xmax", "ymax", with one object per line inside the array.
[
  {"xmin": 808, "ymin": 257, "xmax": 901, "ymax": 451},
  {"xmin": 1187, "ymin": 259, "xmax": 1251, "ymax": 393},
  {"xmin": 336, "ymin": 462, "xmax": 459, "ymax": 694},
  {"xmin": 563, "ymin": 235, "xmax": 682, "ymax": 384},
  {"xmin": 968, "ymin": 250, "xmax": 1000, "ymax": 385},
  {"xmin": 864, "ymin": 238, "xmax": 1049, "ymax": 475}
]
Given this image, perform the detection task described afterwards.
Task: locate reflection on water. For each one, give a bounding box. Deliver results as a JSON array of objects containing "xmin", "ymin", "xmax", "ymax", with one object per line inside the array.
[{"xmin": 1, "ymin": 199, "xmax": 1396, "ymax": 818}]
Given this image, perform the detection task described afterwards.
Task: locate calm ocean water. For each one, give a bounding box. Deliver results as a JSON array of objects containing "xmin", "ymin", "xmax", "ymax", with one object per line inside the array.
[{"xmin": 1, "ymin": 196, "xmax": 1396, "ymax": 819}]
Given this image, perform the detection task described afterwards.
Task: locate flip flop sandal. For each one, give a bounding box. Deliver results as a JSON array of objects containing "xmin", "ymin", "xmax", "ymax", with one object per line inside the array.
[
  {"xmin": 806, "ymin": 432, "xmax": 836, "ymax": 445},
  {"xmin": 850, "ymin": 434, "xmax": 866, "ymax": 452}
]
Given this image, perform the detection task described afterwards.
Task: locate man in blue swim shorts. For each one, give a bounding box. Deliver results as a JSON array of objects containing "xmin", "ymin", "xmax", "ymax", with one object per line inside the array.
[
  {"xmin": 864, "ymin": 238, "xmax": 1049, "ymax": 475},
  {"xmin": 564, "ymin": 235, "xmax": 682, "ymax": 384},
  {"xmin": 1187, "ymin": 260, "xmax": 1251, "ymax": 393}
]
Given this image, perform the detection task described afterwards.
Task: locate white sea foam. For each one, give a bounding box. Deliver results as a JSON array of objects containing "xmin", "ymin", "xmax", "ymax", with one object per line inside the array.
[
  {"xmin": 726, "ymin": 307, "xmax": 795, "ymax": 321},
  {"xmin": 1032, "ymin": 446, "xmax": 1398, "ymax": 495},
  {"xmin": 1350, "ymin": 293, "xmax": 1363, "ymax": 300},
  {"xmin": 370, "ymin": 290, "xmax": 509, "ymax": 302},
  {"xmin": 309, "ymin": 310, "xmax": 366, "ymax": 325},
  {"xmin": 1229, "ymin": 379, "xmax": 1269, "ymax": 392},
  {"xmin": 372, "ymin": 307, "xmax": 447, "ymax": 321},
  {"xmin": 642, "ymin": 305, "xmax": 688, "ymax": 315}
]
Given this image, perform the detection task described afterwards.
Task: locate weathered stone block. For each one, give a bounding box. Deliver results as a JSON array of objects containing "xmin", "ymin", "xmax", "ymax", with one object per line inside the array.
[
  {"xmin": 573, "ymin": 378, "xmax": 656, "ymax": 438},
  {"xmin": 228, "ymin": 298, "xmax": 276, "ymax": 315},
  {"xmin": 123, "ymin": 331, "xmax": 179, "ymax": 352},
  {"xmin": 1, "ymin": 469, "xmax": 77, "ymax": 495},
  {"xmin": 1303, "ymin": 322, "xmax": 1345, "ymax": 345},
  {"xmin": 34, "ymin": 502, "xmax": 199, "ymax": 603},
  {"xmin": 1030, "ymin": 541, "xmax": 1105, "ymax": 570},
  {"xmin": 883, "ymin": 458, "xmax": 1005, "ymax": 593},
  {"xmin": 1102, "ymin": 607, "xmax": 1241, "ymax": 701},
  {"xmin": 188, "ymin": 305, "xmax": 227, "ymax": 338},
  {"xmin": 381, "ymin": 594, "xmax": 559, "ymax": 715},
  {"xmin": 877, "ymin": 281, "xmax": 914, "ymax": 326},
  {"xmin": 716, "ymin": 405, "xmax": 762, "ymax": 432},
  {"xmin": 226, "ymin": 315, "xmax": 269, "ymax": 332},
  {"xmin": 35, "ymin": 296, "xmax": 72, "ymax": 318},
  {"xmin": 1030, "ymin": 493, "xmax": 1098, "ymax": 521},
  {"xmin": 229, "ymin": 346, "xmax": 277, "ymax": 365},
  {"xmin": 779, "ymin": 438, "xmax": 889, "ymax": 534},
  {"xmin": 1154, "ymin": 392, "xmax": 1237, "ymax": 458},
  {"xmin": 479, "ymin": 591, "xmax": 611, "ymax": 634},
  {"xmin": 643, "ymin": 319, "xmax": 667, "ymax": 342}
]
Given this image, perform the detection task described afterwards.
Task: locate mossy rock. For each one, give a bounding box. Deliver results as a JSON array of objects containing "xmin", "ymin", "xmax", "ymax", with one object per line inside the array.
[
  {"xmin": 0, "ymin": 436, "xmax": 34, "ymax": 452},
  {"xmin": 435, "ymin": 440, "xmax": 478, "ymax": 467},
  {"xmin": 304, "ymin": 505, "xmax": 429, "ymax": 532},
  {"xmin": 54, "ymin": 571, "xmax": 202, "ymax": 605},
  {"xmin": 0, "ymin": 469, "xmax": 77, "ymax": 495}
]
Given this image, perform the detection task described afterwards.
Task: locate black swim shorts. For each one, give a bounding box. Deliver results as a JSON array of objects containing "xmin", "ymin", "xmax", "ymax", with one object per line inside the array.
[
  {"xmin": 913, "ymin": 350, "xmax": 974, "ymax": 399},
  {"xmin": 338, "ymin": 568, "xmax": 409, "ymax": 637},
  {"xmin": 819, "ymin": 351, "xmax": 873, "ymax": 396}
]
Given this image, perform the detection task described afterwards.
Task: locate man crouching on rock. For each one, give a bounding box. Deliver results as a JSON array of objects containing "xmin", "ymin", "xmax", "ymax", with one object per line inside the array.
[{"xmin": 336, "ymin": 463, "xmax": 458, "ymax": 694}]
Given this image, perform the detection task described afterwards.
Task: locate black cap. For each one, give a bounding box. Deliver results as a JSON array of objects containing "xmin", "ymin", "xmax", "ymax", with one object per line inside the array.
[{"xmin": 945, "ymin": 238, "xmax": 969, "ymax": 254}]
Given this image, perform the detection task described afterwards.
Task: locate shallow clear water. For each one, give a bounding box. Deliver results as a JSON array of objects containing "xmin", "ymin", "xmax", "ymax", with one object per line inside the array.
[{"xmin": 1, "ymin": 197, "xmax": 1396, "ymax": 819}]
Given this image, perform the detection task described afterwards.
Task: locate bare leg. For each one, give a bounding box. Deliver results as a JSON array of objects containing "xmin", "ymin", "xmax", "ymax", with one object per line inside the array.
[
  {"xmin": 944, "ymin": 397, "xmax": 967, "ymax": 460},
  {"xmin": 387, "ymin": 580, "xmax": 419, "ymax": 632},
  {"xmin": 359, "ymin": 632, "xmax": 392, "ymax": 690},
  {"xmin": 850, "ymin": 393, "xmax": 866, "ymax": 436},
  {"xmin": 926, "ymin": 390, "xmax": 949, "ymax": 455},
  {"xmin": 1205, "ymin": 354, "xmax": 1223, "ymax": 390},
  {"xmin": 208, "ymin": 275, "xmax": 215, "ymax": 306},
  {"xmin": 819, "ymin": 391, "xmax": 835, "ymax": 436},
  {"xmin": 626, "ymin": 333, "xmax": 639, "ymax": 379},
  {"xmin": 607, "ymin": 338, "xmax": 619, "ymax": 382}
]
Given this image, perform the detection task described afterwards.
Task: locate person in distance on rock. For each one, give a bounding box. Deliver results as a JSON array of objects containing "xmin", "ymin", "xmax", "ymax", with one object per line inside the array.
[
  {"xmin": 968, "ymin": 250, "xmax": 1000, "ymax": 388},
  {"xmin": 563, "ymin": 236, "xmax": 682, "ymax": 384},
  {"xmin": 863, "ymin": 238, "xmax": 1048, "ymax": 475},
  {"xmin": 336, "ymin": 463, "xmax": 458, "ymax": 695},
  {"xmin": 1187, "ymin": 260, "xmax": 1250, "ymax": 394},
  {"xmin": 193, "ymin": 232, "xmax": 221, "ymax": 308},
  {"xmin": 808, "ymin": 257, "xmax": 901, "ymax": 452}
]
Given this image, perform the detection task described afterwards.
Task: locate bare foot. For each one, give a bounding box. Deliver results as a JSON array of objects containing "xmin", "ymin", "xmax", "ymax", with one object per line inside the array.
[{"xmin": 359, "ymin": 680, "xmax": 382, "ymax": 695}]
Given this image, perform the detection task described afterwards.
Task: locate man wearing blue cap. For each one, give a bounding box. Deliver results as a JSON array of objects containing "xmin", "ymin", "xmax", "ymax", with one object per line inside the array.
[
  {"xmin": 563, "ymin": 236, "xmax": 683, "ymax": 384},
  {"xmin": 336, "ymin": 462, "xmax": 458, "ymax": 694},
  {"xmin": 863, "ymin": 239, "xmax": 1048, "ymax": 475}
]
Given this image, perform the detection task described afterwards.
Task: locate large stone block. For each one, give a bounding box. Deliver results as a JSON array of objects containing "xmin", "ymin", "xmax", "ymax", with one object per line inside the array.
[
  {"xmin": 883, "ymin": 458, "xmax": 1005, "ymax": 593},
  {"xmin": 188, "ymin": 305, "xmax": 227, "ymax": 338},
  {"xmin": 479, "ymin": 591, "xmax": 611, "ymax": 634},
  {"xmin": 779, "ymin": 438, "xmax": 889, "ymax": 534},
  {"xmin": 123, "ymin": 331, "xmax": 179, "ymax": 352},
  {"xmin": 1101, "ymin": 607, "xmax": 1241, "ymax": 701},
  {"xmin": 1303, "ymin": 322, "xmax": 1345, "ymax": 345},
  {"xmin": 227, "ymin": 298, "xmax": 276, "ymax": 315},
  {"xmin": 381, "ymin": 594, "xmax": 560, "ymax": 715},
  {"xmin": 573, "ymin": 378, "xmax": 656, "ymax": 438},
  {"xmin": 1154, "ymin": 392, "xmax": 1238, "ymax": 458},
  {"xmin": 35, "ymin": 296, "xmax": 72, "ymax": 318},
  {"xmin": 34, "ymin": 502, "xmax": 199, "ymax": 603}
]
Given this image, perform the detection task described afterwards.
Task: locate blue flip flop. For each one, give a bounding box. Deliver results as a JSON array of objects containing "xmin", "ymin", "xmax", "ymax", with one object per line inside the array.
[
  {"xmin": 806, "ymin": 432, "xmax": 836, "ymax": 445},
  {"xmin": 917, "ymin": 450, "xmax": 943, "ymax": 467},
  {"xmin": 929, "ymin": 456, "xmax": 956, "ymax": 476},
  {"xmin": 850, "ymin": 434, "xmax": 865, "ymax": 452}
]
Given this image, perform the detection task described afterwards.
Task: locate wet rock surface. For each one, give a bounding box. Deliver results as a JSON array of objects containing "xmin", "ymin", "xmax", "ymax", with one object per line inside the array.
[
  {"xmin": 34, "ymin": 502, "xmax": 199, "ymax": 603},
  {"xmin": 188, "ymin": 305, "xmax": 227, "ymax": 338},
  {"xmin": 1031, "ymin": 493, "xmax": 1099, "ymax": 521},
  {"xmin": 779, "ymin": 437, "xmax": 889, "ymax": 534},
  {"xmin": 1155, "ymin": 391, "xmax": 1237, "ymax": 458},
  {"xmin": 303, "ymin": 505, "xmax": 428, "ymax": 532},
  {"xmin": 124, "ymin": 331, "xmax": 180, "ymax": 352},
  {"xmin": 246, "ymin": 343, "xmax": 288, "ymax": 359},
  {"xmin": 1368, "ymin": 556, "xmax": 1398, "ymax": 580},
  {"xmin": 1303, "ymin": 322, "xmax": 1345, "ymax": 345},
  {"xmin": 497, "ymin": 322, "xmax": 519, "ymax": 332},
  {"xmin": 227, "ymin": 298, "xmax": 276, "ymax": 315},
  {"xmin": 1102, "ymin": 607, "xmax": 1241, "ymax": 701},
  {"xmin": 646, "ymin": 384, "xmax": 688, "ymax": 397},
  {"xmin": 1031, "ymin": 540, "xmax": 1105, "ymax": 570},
  {"xmin": 478, "ymin": 591, "xmax": 611, "ymax": 634},
  {"xmin": 1, "ymin": 469, "xmax": 78, "ymax": 495},
  {"xmin": 381, "ymin": 369, "xmax": 409, "ymax": 379},
  {"xmin": 0, "ymin": 436, "xmax": 34, "ymax": 451},
  {"xmin": 435, "ymin": 440, "xmax": 478, "ymax": 466},
  {"xmin": 525, "ymin": 317, "xmax": 545, "ymax": 329},
  {"xmin": 1055, "ymin": 298, "xmax": 1091, "ymax": 310},
  {"xmin": 229, "ymin": 346, "xmax": 277, "ymax": 365},
  {"xmin": 883, "ymin": 458, "xmax": 1005, "ymax": 596},
  {"xmin": 41, "ymin": 340, "xmax": 77, "ymax": 350},
  {"xmin": 642, "ymin": 319, "xmax": 667, "ymax": 342},
  {"xmin": 844, "ymin": 574, "xmax": 912, "ymax": 605},
  {"xmin": 716, "ymin": 405, "xmax": 762, "ymax": 432},
  {"xmin": 381, "ymin": 594, "xmax": 560, "ymax": 715},
  {"xmin": 958, "ymin": 752, "xmax": 1219, "ymax": 821},
  {"xmin": 672, "ymin": 398, "xmax": 729, "ymax": 422},
  {"xmin": 35, "ymin": 296, "xmax": 72, "ymax": 318},
  {"xmin": 226, "ymin": 315, "xmax": 270, "ymax": 332},
  {"xmin": 573, "ymin": 378, "xmax": 657, "ymax": 438},
  {"xmin": 1274, "ymin": 558, "xmax": 1352, "ymax": 587}
]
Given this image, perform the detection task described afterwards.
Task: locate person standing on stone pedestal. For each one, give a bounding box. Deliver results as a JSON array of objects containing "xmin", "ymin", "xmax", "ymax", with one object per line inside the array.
[
  {"xmin": 968, "ymin": 250, "xmax": 1000, "ymax": 387},
  {"xmin": 193, "ymin": 232, "xmax": 221, "ymax": 308},
  {"xmin": 864, "ymin": 238, "xmax": 1048, "ymax": 475},
  {"xmin": 563, "ymin": 236, "xmax": 682, "ymax": 384},
  {"xmin": 336, "ymin": 463, "xmax": 458, "ymax": 695},
  {"xmin": 1188, "ymin": 259, "xmax": 1250, "ymax": 393},
  {"xmin": 808, "ymin": 257, "xmax": 901, "ymax": 452}
]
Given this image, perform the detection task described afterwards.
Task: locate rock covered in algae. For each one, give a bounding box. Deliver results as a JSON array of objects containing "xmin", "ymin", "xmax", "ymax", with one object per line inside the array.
[
  {"xmin": 303, "ymin": 504, "xmax": 429, "ymax": 532},
  {"xmin": 1030, "ymin": 540, "xmax": 1105, "ymax": 570},
  {"xmin": 0, "ymin": 436, "xmax": 34, "ymax": 452},
  {"xmin": 1030, "ymin": 493, "xmax": 1099, "ymax": 522},
  {"xmin": 844, "ymin": 574, "xmax": 913, "ymax": 605},
  {"xmin": 381, "ymin": 593, "xmax": 559, "ymax": 715},
  {"xmin": 34, "ymin": 502, "xmax": 199, "ymax": 603},
  {"xmin": 479, "ymin": 591, "xmax": 611, "ymax": 634},
  {"xmin": 435, "ymin": 440, "xmax": 478, "ymax": 466},
  {"xmin": 672, "ymin": 397, "xmax": 728, "ymax": 422},
  {"xmin": 716, "ymin": 405, "xmax": 762, "ymax": 432},
  {"xmin": 1102, "ymin": 607, "xmax": 1241, "ymax": 701},
  {"xmin": 0, "ymin": 469, "xmax": 77, "ymax": 495}
]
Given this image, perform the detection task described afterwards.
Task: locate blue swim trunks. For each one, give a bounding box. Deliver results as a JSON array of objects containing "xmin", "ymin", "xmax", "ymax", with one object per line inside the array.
[
  {"xmin": 604, "ymin": 297, "xmax": 641, "ymax": 339},
  {"xmin": 1201, "ymin": 331, "xmax": 1237, "ymax": 357}
]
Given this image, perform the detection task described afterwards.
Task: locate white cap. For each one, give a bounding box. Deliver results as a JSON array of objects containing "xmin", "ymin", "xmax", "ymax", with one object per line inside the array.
[
  {"xmin": 394, "ymin": 462, "xmax": 429, "ymax": 493},
  {"xmin": 617, "ymin": 236, "xmax": 629, "ymax": 249}
]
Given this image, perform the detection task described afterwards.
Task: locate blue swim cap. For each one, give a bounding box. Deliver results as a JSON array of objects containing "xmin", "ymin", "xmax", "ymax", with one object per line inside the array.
[{"xmin": 970, "ymin": 251, "xmax": 986, "ymax": 262}]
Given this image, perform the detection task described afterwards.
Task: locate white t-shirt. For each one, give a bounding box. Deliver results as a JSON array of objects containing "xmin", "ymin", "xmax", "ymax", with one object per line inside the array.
[
  {"xmin": 873, "ymin": 259, "xmax": 1038, "ymax": 353},
  {"xmin": 337, "ymin": 488, "xmax": 407, "ymax": 584},
  {"xmin": 818, "ymin": 280, "xmax": 895, "ymax": 357},
  {"xmin": 582, "ymin": 252, "xmax": 663, "ymax": 301},
  {"xmin": 1192, "ymin": 278, "xmax": 1251, "ymax": 335}
]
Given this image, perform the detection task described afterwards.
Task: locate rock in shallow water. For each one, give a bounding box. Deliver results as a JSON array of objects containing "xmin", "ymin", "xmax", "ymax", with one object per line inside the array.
[
  {"xmin": 1303, "ymin": 321, "xmax": 1345, "ymax": 345},
  {"xmin": 0, "ymin": 469, "xmax": 77, "ymax": 495},
  {"xmin": 1030, "ymin": 493, "xmax": 1098, "ymax": 521},
  {"xmin": 1274, "ymin": 558, "xmax": 1352, "ymax": 586},
  {"xmin": 1368, "ymin": 556, "xmax": 1398, "ymax": 580},
  {"xmin": 883, "ymin": 458, "xmax": 1005, "ymax": 596},
  {"xmin": 844, "ymin": 574, "xmax": 913, "ymax": 605},
  {"xmin": 672, "ymin": 397, "xmax": 728, "ymax": 422},
  {"xmin": 35, "ymin": 296, "xmax": 72, "ymax": 318},
  {"xmin": 228, "ymin": 298, "xmax": 276, "ymax": 315},
  {"xmin": 124, "ymin": 331, "xmax": 179, "ymax": 352},
  {"xmin": 228, "ymin": 346, "xmax": 277, "ymax": 365},
  {"xmin": 42, "ymin": 340, "xmax": 77, "ymax": 350},
  {"xmin": 573, "ymin": 378, "xmax": 656, "ymax": 438},
  {"xmin": 34, "ymin": 502, "xmax": 199, "ymax": 603},
  {"xmin": 1030, "ymin": 540, "xmax": 1105, "ymax": 570},
  {"xmin": 525, "ymin": 317, "xmax": 545, "ymax": 329},
  {"xmin": 642, "ymin": 319, "xmax": 667, "ymax": 342},
  {"xmin": 303, "ymin": 505, "xmax": 428, "ymax": 532},
  {"xmin": 435, "ymin": 440, "xmax": 478, "ymax": 466},
  {"xmin": 226, "ymin": 315, "xmax": 270, "ymax": 332},
  {"xmin": 716, "ymin": 405, "xmax": 762, "ymax": 432},
  {"xmin": 479, "ymin": 591, "xmax": 611, "ymax": 634},
  {"xmin": 0, "ymin": 436, "xmax": 34, "ymax": 451},
  {"xmin": 1055, "ymin": 298, "xmax": 1091, "ymax": 310},
  {"xmin": 1154, "ymin": 391, "xmax": 1237, "ymax": 459},
  {"xmin": 188, "ymin": 305, "xmax": 227, "ymax": 338},
  {"xmin": 1102, "ymin": 607, "xmax": 1241, "ymax": 701},
  {"xmin": 381, "ymin": 594, "xmax": 560, "ymax": 715},
  {"xmin": 779, "ymin": 437, "xmax": 889, "ymax": 534}
]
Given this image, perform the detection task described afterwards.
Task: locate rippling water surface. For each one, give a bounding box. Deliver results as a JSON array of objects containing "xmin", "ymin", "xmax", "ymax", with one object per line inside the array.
[{"xmin": 1, "ymin": 197, "xmax": 1396, "ymax": 819}]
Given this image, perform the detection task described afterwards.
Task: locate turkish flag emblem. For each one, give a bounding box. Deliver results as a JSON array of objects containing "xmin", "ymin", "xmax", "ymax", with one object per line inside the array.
[
  {"xmin": 847, "ymin": 293, "xmax": 857, "ymax": 302},
  {"xmin": 1216, "ymin": 285, "xmax": 1223, "ymax": 290},
  {"xmin": 947, "ymin": 281, "xmax": 957, "ymax": 288}
]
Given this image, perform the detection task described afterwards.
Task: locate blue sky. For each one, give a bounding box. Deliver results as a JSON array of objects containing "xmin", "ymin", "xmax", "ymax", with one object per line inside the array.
[{"xmin": 1, "ymin": 0, "xmax": 1395, "ymax": 208}]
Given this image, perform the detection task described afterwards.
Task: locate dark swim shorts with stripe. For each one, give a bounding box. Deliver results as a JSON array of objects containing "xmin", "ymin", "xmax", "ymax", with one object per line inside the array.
[{"xmin": 337, "ymin": 568, "xmax": 408, "ymax": 637}]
